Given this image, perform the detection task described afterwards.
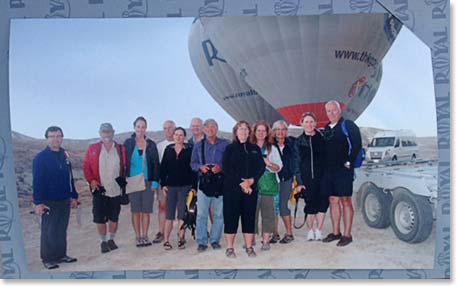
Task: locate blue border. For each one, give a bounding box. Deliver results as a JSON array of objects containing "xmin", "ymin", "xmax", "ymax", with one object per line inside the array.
[{"xmin": 0, "ymin": 0, "xmax": 450, "ymax": 279}]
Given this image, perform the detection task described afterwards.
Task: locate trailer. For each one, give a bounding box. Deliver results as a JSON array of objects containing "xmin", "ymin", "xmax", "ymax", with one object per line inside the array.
[{"xmin": 354, "ymin": 160, "xmax": 437, "ymax": 243}]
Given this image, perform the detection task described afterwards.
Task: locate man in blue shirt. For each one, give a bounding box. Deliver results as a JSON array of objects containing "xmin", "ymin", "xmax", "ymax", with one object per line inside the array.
[
  {"xmin": 33, "ymin": 126, "xmax": 79, "ymax": 269},
  {"xmin": 191, "ymin": 119, "xmax": 229, "ymax": 252}
]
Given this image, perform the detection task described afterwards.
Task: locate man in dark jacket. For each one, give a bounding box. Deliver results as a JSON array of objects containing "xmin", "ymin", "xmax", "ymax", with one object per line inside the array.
[
  {"xmin": 321, "ymin": 100, "xmax": 362, "ymax": 247},
  {"xmin": 33, "ymin": 126, "xmax": 79, "ymax": 269}
]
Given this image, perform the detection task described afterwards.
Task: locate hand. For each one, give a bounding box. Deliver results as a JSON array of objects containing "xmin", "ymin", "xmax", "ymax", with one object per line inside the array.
[
  {"xmin": 71, "ymin": 199, "xmax": 78, "ymax": 209},
  {"xmin": 244, "ymin": 187, "xmax": 253, "ymax": 195},
  {"xmin": 263, "ymin": 157, "xmax": 272, "ymax": 167},
  {"xmin": 191, "ymin": 189, "xmax": 197, "ymax": 195},
  {"xmin": 211, "ymin": 164, "xmax": 222, "ymax": 174},
  {"xmin": 90, "ymin": 180, "xmax": 100, "ymax": 192},
  {"xmin": 200, "ymin": 164, "xmax": 210, "ymax": 174},
  {"xmin": 151, "ymin": 187, "xmax": 158, "ymax": 193},
  {"xmin": 296, "ymin": 185, "xmax": 306, "ymax": 192},
  {"xmin": 35, "ymin": 204, "xmax": 50, "ymax": 216},
  {"xmin": 344, "ymin": 161, "xmax": 351, "ymax": 169},
  {"xmin": 239, "ymin": 178, "xmax": 253, "ymax": 190},
  {"xmin": 162, "ymin": 186, "xmax": 168, "ymax": 196}
]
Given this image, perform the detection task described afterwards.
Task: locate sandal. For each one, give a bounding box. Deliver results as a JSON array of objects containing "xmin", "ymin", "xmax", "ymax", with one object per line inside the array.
[
  {"xmin": 163, "ymin": 241, "xmax": 172, "ymax": 250},
  {"xmin": 245, "ymin": 247, "xmax": 257, "ymax": 257},
  {"xmin": 279, "ymin": 234, "xmax": 294, "ymax": 244},
  {"xmin": 178, "ymin": 239, "xmax": 186, "ymax": 250},
  {"xmin": 225, "ymin": 248, "xmax": 236, "ymax": 258}
]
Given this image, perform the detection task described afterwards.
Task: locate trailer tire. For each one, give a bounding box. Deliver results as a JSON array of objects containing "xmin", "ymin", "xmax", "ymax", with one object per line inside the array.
[
  {"xmin": 361, "ymin": 186, "xmax": 392, "ymax": 228},
  {"xmin": 390, "ymin": 189, "xmax": 433, "ymax": 243}
]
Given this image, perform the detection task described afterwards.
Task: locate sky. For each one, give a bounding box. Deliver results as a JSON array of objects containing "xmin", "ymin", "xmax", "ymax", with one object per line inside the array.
[{"xmin": 8, "ymin": 17, "xmax": 436, "ymax": 139}]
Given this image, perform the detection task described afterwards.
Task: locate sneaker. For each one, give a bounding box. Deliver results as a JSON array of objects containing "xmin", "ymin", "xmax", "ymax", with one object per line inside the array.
[
  {"xmin": 337, "ymin": 236, "xmax": 353, "ymax": 247},
  {"xmin": 307, "ymin": 230, "xmax": 315, "ymax": 241},
  {"xmin": 279, "ymin": 234, "xmax": 294, "ymax": 244},
  {"xmin": 136, "ymin": 237, "xmax": 143, "ymax": 247},
  {"xmin": 107, "ymin": 239, "xmax": 118, "ymax": 250},
  {"xmin": 211, "ymin": 242, "xmax": 221, "ymax": 250},
  {"xmin": 197, "ymin": 244, "xmax": 208, "ymax": 253},
  {"xmin": 245, "ymin": 247, "xmax": 257, "ymax": 257},
  {"xmin": 260, "ymin": 241, "xmax": 270, "ymax": 251},
  {"xmin": 153, "ymin": 232, "xmax": 164, "ymax": 244},
  {"xmin": 269, "ymin": 234, "xmax": 280, "ymax": 244},
  {"xmin": 322, "ymin": 233, "xmax": 342, "ymax": 243},
  {"xmin": 142, "ymin": 237, "xmax": 152, "ymax": 247},
  {"xmin": 43, "ymin": 261, "xmax": 59, "ymax": 269},
  {"xmin": 58, "ymin": 255, "xmax": 77, "ymax": 263},
  {"xmin": 225, "ymin": 248, "xmax": 236, "ymax": 258},
  {"xmin": 315, "ymin": 229, "xmax": 322, "ymax": 241},
  {"xmin": 101, "ymin": 241, "xmax": 110, "ymax": 253}
]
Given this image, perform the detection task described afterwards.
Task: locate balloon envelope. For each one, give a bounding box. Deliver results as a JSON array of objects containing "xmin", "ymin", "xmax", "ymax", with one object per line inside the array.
[
  {"xmin": 188, "ymin": 18, "xmax": 285, "ymax": 125},
  {"xmin": 199, "ymin": 14, "xmax": 401, "ymax": 127}
]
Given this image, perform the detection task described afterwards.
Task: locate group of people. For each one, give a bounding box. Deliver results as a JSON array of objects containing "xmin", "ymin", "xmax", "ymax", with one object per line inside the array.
[{"xmin": 32, "ymin": 100, "xmax": 361, "ymax": 269}]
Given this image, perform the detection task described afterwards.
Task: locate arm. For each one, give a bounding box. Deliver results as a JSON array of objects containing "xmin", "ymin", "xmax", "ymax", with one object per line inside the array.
[
  {"xmin": 148, "ymin": 141, "xmax": 161, "ymax": 189},
  {"xmin": 347, "ymin": 121, "xmax": 362, "ymax": 165},
  {"xmin": 251, "ymin": 145, "xmax": 266, "ymax": 184},
  {"xmin": 82, "ymin": 146, "xmax": 99, "ymax": 191},
  {"xmin": 266, "ymin": 146, "xmax": 283, "ymax": 173},
  {"xmin": 190, "ymin": 143, "xmax": 201, "ymax": 172},
  {"xmin": 159, "ymin": 149, "xmax": 169, "ymax": 187},
  {"xmin": 292, "ymin": 138, "xmax": 304, "ymax": 186},
  {"xmin": 222, "ymin": 144, "xmax": 239, "ymax": 181}
]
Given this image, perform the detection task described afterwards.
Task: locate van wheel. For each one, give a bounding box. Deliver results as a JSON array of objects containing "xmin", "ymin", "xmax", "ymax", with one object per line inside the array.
[
  {"xmin": 390, "ymin": 189, "xmax": 433, "ymax": 243},
  {"xmin": 361, "ymin": 186, "xmax": 392, "ymax": 228},
  {"xmin": 392, "ymin": 155, "xmax": 397, "ymax": 161}
]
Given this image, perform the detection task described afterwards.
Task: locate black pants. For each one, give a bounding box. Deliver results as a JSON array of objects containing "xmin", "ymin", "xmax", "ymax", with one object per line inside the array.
[
  {"xmin": 40, "ymin": 199, "xmax": 70, "ymax": 263},
  {"xmin": 223, "ymin": 187, "xmax": 258, "ymax": 234}
]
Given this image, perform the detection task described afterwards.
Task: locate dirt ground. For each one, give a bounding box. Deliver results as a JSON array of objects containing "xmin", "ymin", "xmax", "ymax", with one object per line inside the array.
[{"xmin": 20, "ymin": 195, "xmax": 435, "ymax": 273}]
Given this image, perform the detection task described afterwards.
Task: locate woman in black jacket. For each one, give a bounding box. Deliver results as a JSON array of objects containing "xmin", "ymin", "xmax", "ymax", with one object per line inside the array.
[
  {"xmin": 124, "ymin": 116, "xmax": 160, "ymax": 247},
  {"xmin": 160, "ymin": 127, "xmax": 197, "ymax": 250},
  {"xmin": 293, "ymin": 112, "xmax": 326, "ymax": 241},
  {"xmin": 222, "ymin": 121, "xmax": 265, "ymax": 258}
]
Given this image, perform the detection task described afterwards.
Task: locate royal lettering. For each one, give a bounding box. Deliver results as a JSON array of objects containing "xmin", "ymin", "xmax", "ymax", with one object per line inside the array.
[
  {"xmin": 50, "ymin": 0, "xmax": 65, "ymax": 14},
  {"xmin": 202, "ymin": 40, "xmax": 226, "ymax": 66},
  {"xmin": 318, "ymin": 0, "xmax": 333, "ymax": 14},
  {"xmin": 9, "ymin": 0, "xmax": 25, "ymax": 8},
  {"xmin": 243, "ymin": 4, "xmax": 258, "ymax": 16},
  {"xmin": 167, "ymin": 9, "xmax": 182, "ymax": 17}
]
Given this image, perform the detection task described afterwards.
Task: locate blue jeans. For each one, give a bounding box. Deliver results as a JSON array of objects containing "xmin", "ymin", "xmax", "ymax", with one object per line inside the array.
[{"xmin": 196, "ymin": 190, "xmax": 223, "ymax": 245}]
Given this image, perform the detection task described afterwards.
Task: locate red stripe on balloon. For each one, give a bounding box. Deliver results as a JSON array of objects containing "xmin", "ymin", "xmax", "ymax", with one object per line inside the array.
[{"xmin": 277, "ymin": 102, "xmax": 346, "ymax": 128}]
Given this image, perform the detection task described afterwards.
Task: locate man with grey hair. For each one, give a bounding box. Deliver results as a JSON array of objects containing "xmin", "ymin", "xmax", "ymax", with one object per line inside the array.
[
  {"xmin": 188, "ymin": 117, "xmax": 204, "ymax": 147},
  {"xmin": 321, "ymin": 100, "xmax": 362, "ymax": 247},
  {"xmin": 191, "ymin": 119, "xmax": 229, "ymax": 252},
  {"xmin": 153, "ymin": 119, "xmax": 176, "ymax": 243},
  {"xmin": 83, "ymin": 123, "xmax": 126, "ymax": 254}
]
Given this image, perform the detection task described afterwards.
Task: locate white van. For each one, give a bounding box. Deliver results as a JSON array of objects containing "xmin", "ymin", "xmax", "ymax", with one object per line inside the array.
[{"xmin": 367, "ymin": 130, "xmax": 418, "ymax": 162}]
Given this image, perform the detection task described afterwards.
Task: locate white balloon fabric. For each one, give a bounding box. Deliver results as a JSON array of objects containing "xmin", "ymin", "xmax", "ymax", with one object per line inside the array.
[
  {"xmin": 198, "ymin": 14, "xmax": 401, "ymax": 127},
  {"xmin": 188, "ymin": 18, "xmax": 285, "ymax": 125}
]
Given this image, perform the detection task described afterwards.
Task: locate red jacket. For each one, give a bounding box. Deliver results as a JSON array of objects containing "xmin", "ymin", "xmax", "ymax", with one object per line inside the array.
[{"xmin": 83, "ymin": 141, "xmax": 126, "ymax": 185}]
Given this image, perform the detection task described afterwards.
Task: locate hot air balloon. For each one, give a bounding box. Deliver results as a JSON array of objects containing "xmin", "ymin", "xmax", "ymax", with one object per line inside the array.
[
  {"xmin": 198, "ymin": 14, "xmax": 401, "ymax": 127},
  {"xmin": 188, "ymin": 18, "xmax": 285, "ymax": 125}
]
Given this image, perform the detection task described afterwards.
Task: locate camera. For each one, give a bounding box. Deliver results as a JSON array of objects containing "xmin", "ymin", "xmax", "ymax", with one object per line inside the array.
[
  {"xmin": 294, "ymin": 188, "xmax": 309, "ymax": 203},
  {"xmin": 92, "ymin": 186, "xmax": 106, "ymax": 197}
]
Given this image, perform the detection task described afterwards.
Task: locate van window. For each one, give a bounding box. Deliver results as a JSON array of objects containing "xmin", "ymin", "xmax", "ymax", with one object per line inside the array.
[
  {"xmin": 394, "ymin": 140, "xmax": 400, "ymax": 148},
  {"xmin": 371, "ymin": 137, "xmax": 395, "ymax": 147},
  {"xmin": 401, "ymin": 140, "xmax": 408, "ymax": 146}
]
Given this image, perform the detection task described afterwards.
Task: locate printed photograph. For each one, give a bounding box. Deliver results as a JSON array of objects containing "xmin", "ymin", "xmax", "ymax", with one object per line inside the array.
[{"xmin": 8, "ymin": 15, "xmax": 437, "ymax": 272}]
